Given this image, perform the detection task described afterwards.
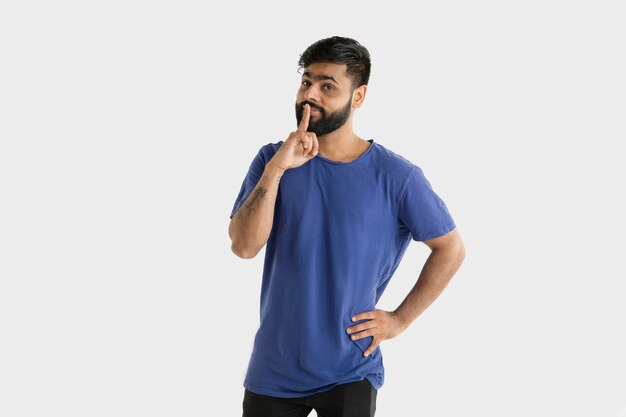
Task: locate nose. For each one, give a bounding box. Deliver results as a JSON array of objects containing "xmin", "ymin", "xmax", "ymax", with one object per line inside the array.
[{"xmin": 303, "ymin": 83, "xmax": 320, "ymax": 103}]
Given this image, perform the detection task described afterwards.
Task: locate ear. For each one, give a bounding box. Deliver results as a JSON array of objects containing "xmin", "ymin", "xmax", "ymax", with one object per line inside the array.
[{"xmin": 351, "ymin": 85, "xmax": 367, "ymax": 109}]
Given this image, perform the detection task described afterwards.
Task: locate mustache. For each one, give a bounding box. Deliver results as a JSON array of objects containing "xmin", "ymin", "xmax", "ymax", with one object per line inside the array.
[{"xmin": 299, "ymin": 101, "xmax": 324, "ymax": 112}]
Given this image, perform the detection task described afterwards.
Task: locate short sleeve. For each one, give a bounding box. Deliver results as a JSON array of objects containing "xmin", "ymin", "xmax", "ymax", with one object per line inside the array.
[
  {"xmin": 229, "ymin": 147, "xmax": 267, "ymax": 219},
  {"xmin": 398, "ymin": 166, "xmax": 456, "ymax": 241}
]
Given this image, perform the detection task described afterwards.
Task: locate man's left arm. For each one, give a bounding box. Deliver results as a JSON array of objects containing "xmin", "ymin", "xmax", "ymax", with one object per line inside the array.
[{"xmin": 346, "ymin": 228, "xmax": 466, "ymax": 357}]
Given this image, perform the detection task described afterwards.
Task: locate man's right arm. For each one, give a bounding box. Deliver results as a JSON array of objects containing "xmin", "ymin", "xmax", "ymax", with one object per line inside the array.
[
  {"xmin": 228, "ymin": 103, "xmax": 318, "ymax": 259},
  {"xmin": 228, "ymin": 162, "xmax": 285, "ymax": 259}
]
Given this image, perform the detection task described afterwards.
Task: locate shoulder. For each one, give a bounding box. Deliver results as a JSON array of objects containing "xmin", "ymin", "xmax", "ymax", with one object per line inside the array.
[
  {"xmin": 371, "ymin": 140, "xmax": 419, "ymax": 178},
  {"xmin": 246, "ymin": 141, "xmax": 283, "ymax": 165},
  {"xmin": 257, "ymin": 141, "xmax": 284, "ymax": 161}
]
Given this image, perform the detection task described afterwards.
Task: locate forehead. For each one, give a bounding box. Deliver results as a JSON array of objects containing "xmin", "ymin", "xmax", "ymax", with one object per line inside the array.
[{"xmin": 301, "ymin": 62, "xmax": 350, "ymax": 85}]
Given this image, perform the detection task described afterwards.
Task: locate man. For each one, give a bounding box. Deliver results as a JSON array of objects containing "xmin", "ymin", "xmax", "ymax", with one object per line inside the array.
[{"xmin": 229, "ymin": 36, "xmax": 466, "ymax": 417}]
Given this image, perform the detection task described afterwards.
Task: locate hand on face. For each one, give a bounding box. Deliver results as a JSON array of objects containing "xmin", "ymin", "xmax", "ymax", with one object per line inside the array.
[
  {"xmin": 266, "ymin": 103, "xmax": 320, "ymax": 172},
  {"xmin": 296, "ymin": 97, "xmax": 352, "ymax": 137}
]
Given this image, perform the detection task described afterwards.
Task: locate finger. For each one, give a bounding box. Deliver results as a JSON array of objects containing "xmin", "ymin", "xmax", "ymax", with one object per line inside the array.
[
  {"xmin": 301, "ymin": 133, "xmax": 309, "ymax": 156},
  {"xmin": 347, "ymin": 322, "xmax": 376, "ymax": 334},
  {"xmin": 302, "ymin": 135, "xmax": 311, "ymax": 156},
  {"xmin": 352, "ymin": 311, "xmax": 376, "ymax": 322},
  {"xmin": 363, "ymin": 338, "xmax": 381, "ymax": 357},
  {"xmin": 305, "ymin": 134, "xmax": 317, "ymax": 157},
  {"xmin": 308, "ymin": 133, "xmax": 319, "ymax": 158},
  {"xmin": 350, "ymin": 328, "xmax": 377, "ymax": 341},
  {"xmin": 298, "ymin": 103, "xmax": 310, "ymax": 132}
]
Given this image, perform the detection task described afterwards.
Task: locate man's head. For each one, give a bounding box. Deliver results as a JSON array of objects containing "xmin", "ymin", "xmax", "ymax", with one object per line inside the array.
[
  {"xmin": 295, "ymin": 36, "xmax": 371, "ymax": 137},
  {"xmin": 298, "ymin": 36, "xmax": 371, "ymax": 89}
]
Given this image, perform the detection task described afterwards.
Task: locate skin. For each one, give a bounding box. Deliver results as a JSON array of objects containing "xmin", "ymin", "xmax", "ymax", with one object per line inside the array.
[
  {"xmin": 228, "ymin": 62, "xmax": 371, "ymax": 256},
  {"xmin": 346, "ymin": 228, "xmax": 466, "ymax": 357},
  {"xmin": 230, "ymin": 61, "xmax": 466, "ymax": 358},
  {"xmin": 227, "ymin": 79, "xmax": 320, "ymax": 258},
  {"xmin": 294, "ymin": 62, "xmax": 371, "ymax": 162}
]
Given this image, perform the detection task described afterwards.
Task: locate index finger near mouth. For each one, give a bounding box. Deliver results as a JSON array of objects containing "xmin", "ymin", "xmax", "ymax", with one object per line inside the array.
[{"xmin": 298, "ymin": 103, "xmax": 310, "ymax": 132}]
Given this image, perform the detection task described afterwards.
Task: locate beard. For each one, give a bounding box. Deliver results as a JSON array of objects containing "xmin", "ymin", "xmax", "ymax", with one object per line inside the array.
[{"xmin": 295, "ymin": 97, "xmax": 352, "ymax": 137}]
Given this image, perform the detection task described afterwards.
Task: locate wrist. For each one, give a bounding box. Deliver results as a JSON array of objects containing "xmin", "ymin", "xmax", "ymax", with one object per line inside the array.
[
  {"xmin": 392, "ymin": 309, "xmax": 411, "ymax": 332},
  {"xmin": 265, "ymin": 161, "xmax": 286, "ymax": 176}
]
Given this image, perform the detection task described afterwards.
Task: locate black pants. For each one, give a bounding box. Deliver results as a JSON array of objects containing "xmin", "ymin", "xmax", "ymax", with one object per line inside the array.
[{"xmin": 242, "ymin": 378, "xmax": 377, "ymax": 417}]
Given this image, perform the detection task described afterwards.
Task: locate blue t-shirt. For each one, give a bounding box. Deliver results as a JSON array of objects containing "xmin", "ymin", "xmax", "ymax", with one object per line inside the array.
[{"xmin": 230, "ymin": 139, "xmax": 456, "ymax": 398}]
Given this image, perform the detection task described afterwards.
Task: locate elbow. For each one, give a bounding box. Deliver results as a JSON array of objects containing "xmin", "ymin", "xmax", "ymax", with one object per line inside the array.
[
  {"xmin": 452, "ymin": 240, "xmax": 467, "ymax": 265},
  {"xmin": 231, "ymin": 240, "xmax": 259, "ymax": 259},
  {"xmin": 229, "ymin": 220, "xmax": 256, "ymax": 259},
  {"xmin": 457, "ymin": 242, "xmax": 467, "ymax": 261},
  {"xmin": 228, "ymin": 221, "xmax": 265, "ymax": 259},
  {"xmin": 448, "ymin": 230, "xmax": 467, "ymax": 262},
  {"xmin": 453, "ymin": 243, "xmax": 467, "ymax": 273}
]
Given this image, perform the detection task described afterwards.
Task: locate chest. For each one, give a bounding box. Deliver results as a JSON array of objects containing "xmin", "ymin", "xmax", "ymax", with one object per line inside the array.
[{"xmin": 277, "ymin": 164, "xmax": 395, "ymax": 231}]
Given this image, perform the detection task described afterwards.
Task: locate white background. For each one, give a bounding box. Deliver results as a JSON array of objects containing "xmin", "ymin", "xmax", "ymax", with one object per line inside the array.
[{"xmin": 1, "ymin": 1, "xmax": 625, "ymax": 416}]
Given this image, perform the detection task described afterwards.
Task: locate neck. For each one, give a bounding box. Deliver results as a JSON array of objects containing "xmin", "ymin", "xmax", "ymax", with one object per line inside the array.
[
  {"xmin": 317, "ymin": 121, "xmax": 370, "ymax": 162},
  {"xmin": 316, "ymin": 120, "xmax": 367, "ymax": 159}
]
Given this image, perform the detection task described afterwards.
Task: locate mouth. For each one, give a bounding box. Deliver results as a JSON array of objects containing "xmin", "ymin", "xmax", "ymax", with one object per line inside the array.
[
  {"xmin": 304, "ymin": 105, "xmax": 322, "ymax": 115},
  {"xmin": 299, "ymin": 102, "xmax": 323, "ymax": 118}
]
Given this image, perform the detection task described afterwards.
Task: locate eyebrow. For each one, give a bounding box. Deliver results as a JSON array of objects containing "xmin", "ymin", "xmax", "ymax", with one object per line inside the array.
[{"xmin": 302, "ymin": 71, "xmax": 340, "ymax": 85}]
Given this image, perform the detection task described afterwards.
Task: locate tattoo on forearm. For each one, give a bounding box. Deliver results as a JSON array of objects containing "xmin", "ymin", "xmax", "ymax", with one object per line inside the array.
[
  {"xmin": 234, "ymin": 171, "xmax": 282, "ymax": 220},
  {"xmin": 236, "ymin": 186, "xmax": 268, "ymax": 218}
]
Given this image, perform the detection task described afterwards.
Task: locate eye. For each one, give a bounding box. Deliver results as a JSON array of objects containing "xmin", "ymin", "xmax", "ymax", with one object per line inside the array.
[
  {"xmin": 301, "ymin": 80, "xmax": 311, "ymax": 87},
  {"xmin": 324, "ymin": 84, "xmax": 335, "ymax": 91}
]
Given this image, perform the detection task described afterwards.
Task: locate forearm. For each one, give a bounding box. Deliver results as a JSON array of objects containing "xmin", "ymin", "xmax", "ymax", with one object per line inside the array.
[
  {"xmin": 393, "ymin": 246, "xmax": 465, "ymax": 330},
  {"xmin": 229, "ymin": 162, "xmax": 285, "ymax": 258}
]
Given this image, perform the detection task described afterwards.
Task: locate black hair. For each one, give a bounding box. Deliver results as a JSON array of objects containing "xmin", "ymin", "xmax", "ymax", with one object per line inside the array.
[{"xmin": 297, "ymin": 36, "xmax": 371, "ymax": 89}]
